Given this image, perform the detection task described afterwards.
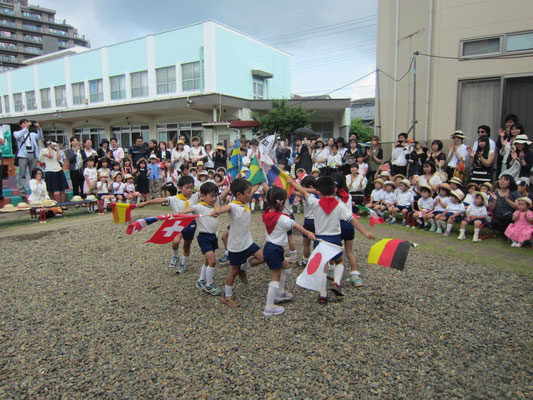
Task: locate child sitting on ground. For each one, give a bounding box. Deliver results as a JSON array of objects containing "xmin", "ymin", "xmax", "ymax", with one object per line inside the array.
[
  {"xmin": 138, "ymin": 175, "xmax": 199, "ymax": 273},
  {"xmin": 111, "ymin": 172, "xmax": 126, "ymax": 202},
  {"xmin": 412, "ymin": 185, "xmax": 434, "ymax": 230},
  {"xmin": 262, "ymin": 186, "xmax": 315, "ymax": 316},
  {"xmin": 458, "ymin": 191, "xmax": 488, "ymax": 241},
  {"xmin": 389, "ymin": 179, "xmax": 415, "ymax": 226},
  {"xmin": 210, "ymin": 178, "xmax": 265, "ymax": 308},
  {"xmin": 504, "ymin": 197, "xmax": 533, "ymax": 247},
  {"xmin": 438, "ymin": 189, "xmax": 465, "ymax": 237}
]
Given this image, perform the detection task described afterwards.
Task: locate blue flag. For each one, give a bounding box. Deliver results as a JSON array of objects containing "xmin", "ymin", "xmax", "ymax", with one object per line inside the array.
[{"xmin": 227, "ymin": 140, "xmax": 242, "ymax": 179}]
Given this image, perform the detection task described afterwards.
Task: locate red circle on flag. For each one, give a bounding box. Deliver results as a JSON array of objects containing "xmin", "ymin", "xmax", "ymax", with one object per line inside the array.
[{"xmin": 307, "ymin": 253, "xmax": 322, "ymax": 275}]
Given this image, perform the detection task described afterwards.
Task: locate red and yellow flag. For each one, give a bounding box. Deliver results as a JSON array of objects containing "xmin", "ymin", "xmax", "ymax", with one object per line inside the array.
[
  {"xmin": 111, "ymin": 202, "xmax": 136, "ymax": 224},
  {"xmin": 367, "ymin": 238, "xmax": 413, "ymax": 271}
]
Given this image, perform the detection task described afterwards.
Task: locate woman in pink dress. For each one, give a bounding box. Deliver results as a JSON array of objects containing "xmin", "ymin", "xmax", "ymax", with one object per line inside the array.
[{"xmin": 504, "ymin": 197, "xmax": 533, "ymax": 247}]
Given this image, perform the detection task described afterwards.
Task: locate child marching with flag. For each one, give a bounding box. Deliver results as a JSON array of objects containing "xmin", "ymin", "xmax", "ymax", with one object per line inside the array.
[
  {"xmin": 262, "ymin": 186, "xmax": 315, "ymax": 316},
  {"xmin": 289, "ymin": 176, "xmax": 376, "ymax": 303},
  {"xmin": 177, "ymin": 182, "xmax": 231, "ymax": 295},
  {"xmin": 299, "ymin": 175, "xmax": 318, "ymax": 267},
  {"xmin": 210, "ymin": 178, "xmax": 265, "ymax": 308},
  {"xmin": 138, "ymin": 175, "xmax": 199, "ymax": 273}
]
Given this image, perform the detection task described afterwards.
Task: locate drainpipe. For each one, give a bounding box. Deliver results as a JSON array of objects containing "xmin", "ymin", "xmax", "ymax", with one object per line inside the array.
[
  {"xmin": 392, "ymin": 0, "xmax": 400, "ymax": 139},
  {"xmin": 424, "ymin": 0, "xmax": 434, "ymax": 144}
]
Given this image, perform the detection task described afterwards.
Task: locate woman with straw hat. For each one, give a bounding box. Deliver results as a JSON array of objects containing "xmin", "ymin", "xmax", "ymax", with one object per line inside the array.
[{"xmin": 213, "ymin": 143, "xmax": 227, "ymax": 170}]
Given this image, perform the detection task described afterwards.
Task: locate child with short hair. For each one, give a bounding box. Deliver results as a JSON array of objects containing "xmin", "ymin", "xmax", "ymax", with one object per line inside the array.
[
  {"xmin": 290, "ymin": 176, "xmax": 375, "ymax": 303},
  {"xmin": 139, "ymin": 175, "xmax": 199, "ymax": 273},
  {"xmin": 124, "ymin": 174, "xmax": 141, "ymax": 204},
  {"xmin": 111, "ymin": 172, "xmax": 125, "ymax": 202},
  {"xmin": 412, "ymin": 185, "xmax": 434, "ymax": 230},
  {"xmin": 178, "ymin": 182, "xmax": 231, "ymax": 295},
  {"xmin": 381, "ymin": 181, "xmax": 397, "ymax": 219},
  {"xmin": 505, "ymin": 197, "xmax": 533, "ymax": 247},
  {"xmin": 147, "ymin": 155, "xmax": 161, "ymax": 199},
  {"xmin": 389, "ymin": 179, "xmax": 415, "ymax": 226},
  {"xmin": 327, "ymin": 146, "xmax": 342, "ymax": 171},
  {"xmin": 98, "ymin": 158, "xmax": 111, "ymax": 178},
  {"xmin": 459, "ymin": 192, "xmax": 488, "ymax": 241},
  {"xmin": 210, "ymin": 178, "xmax": 265, "ymax": 307},
  {"xmin": 262, "ymin": 186, "xmax": 315, "ymax": 316},
  {"xmin": 96, "ymin": 172, "xmax": 115, "ymax": 211},
  {"xmin": 83, "ymin": 156, "xmax": 97, "ymax": 196},
  {"xmin": 300, "ymin": 175, "xmax": 318, "ymax": 267},
  {"xmin": 427, "ymin": 183, "xmax": 451, "ymax": 232},
  {"xmin": 366, "ymin": 178, "xmax": 385, "ymax": 211},
  {"xmin": 437, "ymin": 189, "xmax": 465, "ymax": 237},
  {"xmin": 463, "ymin": 183, "xmax": 479, "ymax": 206}
]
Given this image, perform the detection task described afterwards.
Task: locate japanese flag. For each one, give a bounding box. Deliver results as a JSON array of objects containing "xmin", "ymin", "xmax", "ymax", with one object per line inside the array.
[
  {"xmin": 296, "ymin": 241, "xmax": 341, "ymax": 292},
  {"xmin": 146, "ymin": 215, "xmax": 198, "ymax": 244}
]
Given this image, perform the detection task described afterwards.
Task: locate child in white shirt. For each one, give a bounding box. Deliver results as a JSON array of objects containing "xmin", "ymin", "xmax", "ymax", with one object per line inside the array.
[
  {"xmin": 261, "ymin": 186, "xmax": 315, "ymax": 316},
  {"xmin": 366, "ymin": 179, "xmax": 385, "ymax": 211},
  {"xmin": 111, "ymin": 173, "xmax": 126, "ymax": 202},
  {"xmin": 389, "ymin": 179, "xmax": 415, "ymax": 226},
  {"xmin": 96, "ymin": 172, "xmax": 115, "ymax": 211},
  {"xmin": 412, "ymin": 186, "xmax": 434, "ymax": 230},
  {"xmin": 427, "ymin": 184, "xmax": 451, "ymax": 232},
  {"xmin": 381, "ymin": 181, "xmax": 397, "ymax": 218},
  {"xmin": 458, "ymin": 192, "xmax": 488, "ymax": 242},
  {"xmin": 437, "ymin": 189, "xmax": 466, "ymax": 236},
  {"xmin": 327, "ymin": 146, "xmax": 342, "ymax": 171}
]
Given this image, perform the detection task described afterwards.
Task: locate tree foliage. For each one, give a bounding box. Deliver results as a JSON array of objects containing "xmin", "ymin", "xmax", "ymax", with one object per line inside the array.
[
  {"xmin": 253, "ymin": 100, "xmax": 310, "ymax": 137},
  {"xmin": 350, "ymin": 118, "xmax": 374, "ymax": 143}
]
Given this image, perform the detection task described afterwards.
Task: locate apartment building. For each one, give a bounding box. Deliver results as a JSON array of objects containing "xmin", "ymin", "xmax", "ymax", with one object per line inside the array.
[
  {"xmin": 0, "ymin": 0, "xmax": 89, "ymax": 72},
  {"xmin": 377, "ymin": 0, "xmax": 533, "ymax": 145}
]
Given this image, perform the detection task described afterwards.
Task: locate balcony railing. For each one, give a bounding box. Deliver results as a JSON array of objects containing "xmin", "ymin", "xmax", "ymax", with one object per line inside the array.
[
  {"xmin": 0, "ymin": 7, "xmax": 14, "ymax": 15},
  {"xmin": 0, "ymin": 42, "xmax": 17, "ymax": 50},
  {"xmin": 22, "ymin": 12, "xmax": 42, "ymax": 21},
  {"xmin": 0, "ymin": 54, "xmax": 17, "ymax": 62},
  {"xmin": 23, "ymin": 35, "xmax": 42, "ymax": 43},
  {"xmin": 22, "ymin": 24, "xmax": 43, "ymax": 32},
  {"xmin": 0, "ymin": 20, "xmax": 16, "ymax": 28},
  {"xmin": 73, "ymin": 33, "xmax": 86, "ymax": 40},
  {"xmin": 49, "ymin": 28, "xmax": 67, "ymax": 36},
  {"xmin": 0, "ymin": 31, "xmax": 15, "ymax": 39},
  {"xmin": 24, "ymin": 46, "xmax": 42, "ymax": 54},
  {"xmin": 48, "ymin": 17, "xmax": 67, "ymax": 25}
]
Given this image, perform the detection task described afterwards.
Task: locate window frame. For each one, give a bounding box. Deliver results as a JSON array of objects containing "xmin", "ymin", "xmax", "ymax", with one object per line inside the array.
[
  {"xmin": 71, "ymin": 81, "xmax": 85, "ymax": 105},
  {"xmin": 3, "ymin": 94, "xmax": 9, "ymax": 113},
  {"xmin": 460, "ymin": 29, "xmax": 533, "ymax": 60},
  {"xmin": 40, "ymin": 87, "xmax": 51, "ymax": 109},
  {"xmin": 25, "ymin": 90, "xmax": 36, "ymax": 110},
  {"xmin": 181, "ymin": 61, "xmax": 201, "ymax": 91},
  {"xmin": 110, "ymin": 74, "xmax": 126, "ymax": 100},
  {"xmin": 253, "ymin": 76, "xmax": 265, "ymax": 100},
  {"xmin": 54, "ymin": 85, "xmax": 66, "ymax": 107},
  {"xmin": 156, "ymin": 65, "xmax": 176, "ymax": 94},
  {"xmin": 88, "ymin": 78, "xmax": 103, "ymax": 103},
  {"xmin": 130, "ymin": 70, "xmax": 148, "ymax": 98}
]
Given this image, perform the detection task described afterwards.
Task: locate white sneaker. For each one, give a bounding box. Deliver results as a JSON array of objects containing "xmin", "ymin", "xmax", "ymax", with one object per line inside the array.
[
  {"xmin": 275, "ymin": 291, "xmax": 294, "ymax": 303},
  {"xmin": 263, "ymin": 305, "xmax": 285, "ymax": 317},
  {"xmin": 472, "ymin": 236, "xmax": 480, "ymax": 242},
  {"xmin": 287, "ymin": 254, "xmax": 298, "ymax": 263},
  {"xmin": 457, "ymin": 233, "xmax": 466, "ymax": 240},
  {"xmin": 169, "ymin": 255, "xmax": 180, "ymax": 270}
]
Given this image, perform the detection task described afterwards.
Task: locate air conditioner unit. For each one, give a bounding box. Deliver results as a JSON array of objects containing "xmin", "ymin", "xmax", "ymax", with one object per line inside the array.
[{"xmin": 83, "ymin": 98, "xmax": 88, "ymax": 104}]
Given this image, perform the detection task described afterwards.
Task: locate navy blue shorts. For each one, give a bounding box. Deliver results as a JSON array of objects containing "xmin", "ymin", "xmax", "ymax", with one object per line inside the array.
[
  {"xmin": 466, "ymin": 217, "xmax": 487, "ymax": 225},
  {"xmin": 445, "ymin": 212, "xmax": 463, "ymax": 222},
  {"xmin": 431, "ymin": 210, "xmax": 444, "ymax": 216},
  {"xmin": 340, "ymin": 220, "xmax": 355, "ymax": 241},
  {"xmin": 197, "ymin": 232, "xmax": 218, "ymax": 254},
  {"xmin": 396, "ymin": 205, "xmax": 411, "ymax": 212},
  {"xmin": 314, "ymin": 234, "xmax": 343, "ymax": 261},
  {"xmin": 287, "ymin": 213, "xmax": 295, "ymax": 235},
  {"xmin": 252, "ymin": 193, "xmax": 261, "ymax": 200},
  {"xmin": 228, "ymin": 242, "xmax": 261, "ymax": 267},
  {"xmin": 181, "ymin": 221, "xmax": 197, "ymax": 241},
  {"xmin": 264, "ymin": 242, "xmax": 285, "ymax": 270},
  {"xmin": 97, "ymin": 193, "xmax": 107, "ymax": 200},
  {"xmin": 303, "ymin": 218, "xmax": 315, "ymax": 234}
]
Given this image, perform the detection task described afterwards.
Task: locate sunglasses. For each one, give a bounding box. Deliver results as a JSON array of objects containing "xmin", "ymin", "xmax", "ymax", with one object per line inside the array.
[{"xmin": 477, "ymin": 130, "xmax": 486, "ymax": 133}]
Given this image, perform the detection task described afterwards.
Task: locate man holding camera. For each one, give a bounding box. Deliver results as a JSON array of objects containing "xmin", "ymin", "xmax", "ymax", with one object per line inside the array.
[
  {"xmin": 14, "ymin": 119, "xmax": 43, "ymax": 199},
  {"xmin": 391, "ymin": 132, "xmax": 411, "ymax": 176}
]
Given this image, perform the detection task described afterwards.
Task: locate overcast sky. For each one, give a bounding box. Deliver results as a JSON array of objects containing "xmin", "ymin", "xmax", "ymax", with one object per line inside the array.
[{"xmin": 40, "ymin": 0, "xmax": 377, "ymax": 99}]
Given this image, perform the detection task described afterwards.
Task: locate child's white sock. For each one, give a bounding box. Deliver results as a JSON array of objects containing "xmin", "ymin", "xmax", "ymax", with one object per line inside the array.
[
  {"xmin": 459, "ymin": 228, "xmax": 465, "ymax": 234},
  {"xmin": 206, "ymin": 266, "xmax": 215, "ymax": 285},
  {"xmin": 266, "ymin": 281, "xmax": 279, "ymax": 309},
  {"xmin": 180, "ymin": 255, "xmax": 189, "ymax": 267},
  {"xmin": 173, "ymin": 248, "xmax": 180, "ymax": 257},
  {"xmin": 350, "ymin": 270, "xmax": 361, "ymax": 276},
  {"xmin": 259, "ymin": 200, "xmax": 264, "ymax": 210},
  {"xmin": 290, "ymin": 250, "xmax": 297, "ymax": 257},
  {"xmin": 429, "ymin": 218, "xmax": 435, "ymax": 226},
  {"xmin": 251, "ymin": 201, "xmax": 255, "ymax": 211},
  {"xmin": 225, "ymin": 284, "xmax": 233, "ymax": 298},
  {"xmin": 199, "ymin": 265, "xmax": 207, "ymax": 281},
  {"xmin": 224, "ymin": 250, "xmax": 229, "ymax": 256},
  {"xmin": 333, "ymin": 264, "xmax": 345, "ymax": 285},
  {"xmin": 445, "ymin": 223, "xmax": 453, "ymax": 234},
  {"xmin": 473, "ymin": 228, "xmax": 480, "ymax": 239},
  {"xmin": 279, "ymin": 269, "xmax": 291, "ymax": 293}
]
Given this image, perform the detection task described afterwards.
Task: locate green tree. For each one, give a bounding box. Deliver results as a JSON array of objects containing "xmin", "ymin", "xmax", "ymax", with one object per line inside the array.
[
  {"xmin": 350, "ymin": 118, "xmax": 374, "ymax": 143},
  {"xmin": 253, "ymin": 100, "xmax": 310, "ymax": 137}
]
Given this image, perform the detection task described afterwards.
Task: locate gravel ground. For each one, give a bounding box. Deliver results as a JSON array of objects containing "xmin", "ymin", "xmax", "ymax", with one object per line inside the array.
[{"xmin": 0, "ymin": 212, "xmax": 532, "ymax": 399}]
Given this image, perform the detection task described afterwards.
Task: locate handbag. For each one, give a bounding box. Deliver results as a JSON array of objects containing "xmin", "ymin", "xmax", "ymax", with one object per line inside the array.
[{"xmin": 14, "ymin": 130, "xmax": 31, "ymax": 166}]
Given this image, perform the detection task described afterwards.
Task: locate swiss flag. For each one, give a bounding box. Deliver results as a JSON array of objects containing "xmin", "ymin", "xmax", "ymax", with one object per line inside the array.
[{"xmin": 146, "ymin": 215, "xmax": 198, "ymax": 244}]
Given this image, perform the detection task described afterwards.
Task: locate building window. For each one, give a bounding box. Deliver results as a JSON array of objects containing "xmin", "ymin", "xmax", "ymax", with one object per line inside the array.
[
  {"xmin": 182, "ymin": 61, "xmax": 201, "ymax": 91},
  {"xmin": 0, "ymin": 19, "xmax": 17, "ymax": 28},
  {"xmin": 25, "ymin": 90, "xmax": 36, "ymax": 110},
  {"xmin": 72, "ymin": 82, "xmax": 85, "ymax": 105},
  {"xmin": 3, "ymin": 94, "xmax": 9, "ymax": 113},
  {"xmin": 24, "ymin": 45, "xmax": 42, "ymax": 55},
  {"xmin": 0, "ymin": 30, "xmax": 15, "ymax": 38},
  {"xmin": 0, "ymin": 7, "xmax": 15, "ymax": 15},
  {"xmin": 74, "ymin": 127, "xmax": 104, "ymax": 147},
  {"xmin": 22, "ymin": 11, "xmax": 42, "ymax": 20},
  {"xmin": 49, "ymin": 28, "xmax": 67, "ymax": 36},
  {"xmin": 0, "ymin": 41, "xmax": 16, "ymax": 49},
  {"xmin": 58, "ymin": 39, "xmax": 68, "ymax": 47},
  {"xmin": 54, "ymin": 85, "xmax": 66, "ymax": 107},
  {"xmin": 13, "ymin": 92, "xmax": 23, "ymax": 112},
  {"xmin": 110, "ymin": 74, "xmax": 125, "ymax": 100},
  {"xmin": 461, "ymin": 37, "xmax": 501, "ymax": 58},
  {"xmin": 40, "ymin": 88, "xmax": 51, "ymax": 108},
  {"xmin": 253, "ymin": 77, "xmax": 264, "ymax": 99},
  {"xmin": 43, "ymin": 129, "xmax": 66, "ymax": 145},
  {"xmin": 112, "ymin": 125, "xmax": 149, "ymax": 149},
  {"xmin": 506, "ymin": 31, "xmax": 533, "ymax": 53},
  {"xmin": 310, "ymin": 122, "xmax": 334, "ymax": 138},
  {"xmin": 156, "ymin": 66, "xmax": 176, "ymax": 94},
  {"xmin": 23, "ymin": 34, "xmax": 41, "ymax": 43},
  {"xmin": 22, "ymin": 23, "xmax": 43, "ymax": 32},
  {"xmin": 131, "ymin": 70, "xmax": 148, "ymax": 98},
  {"xmin": 89, "ymin": 78, "xmax": 103, "ymax": 102}
]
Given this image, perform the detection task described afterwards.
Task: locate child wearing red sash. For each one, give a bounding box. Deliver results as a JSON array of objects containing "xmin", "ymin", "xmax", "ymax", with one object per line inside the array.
[
  {"xmin": 262, "ymin": 187, "xmax": 315, "ymax": 316},
  {"xmin": 289, "ymin": 176, "xmax": 375, "ymax": 304}
]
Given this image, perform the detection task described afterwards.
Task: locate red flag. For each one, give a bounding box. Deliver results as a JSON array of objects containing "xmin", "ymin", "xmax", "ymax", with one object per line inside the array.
[{"xmin": 146, "ymin": 215, "xmax": 198, "ymax": 244}]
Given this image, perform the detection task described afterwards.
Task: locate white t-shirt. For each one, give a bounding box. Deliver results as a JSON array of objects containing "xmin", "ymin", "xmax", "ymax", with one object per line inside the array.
[
  {"xmin": 112, "ymin": 182, "xmax": 125, "ymax": 195},
  {"xmin": 303, "ymin": 194, "xmax": 318, "ymax": 220},
  {"xmin": 466, "ymin": 204, "xmax": 487, "ymax": 218},
  {"xmin": 447, "ymin": 143, "xmax": 469, "ymax": 168},
  {"xmin": 371, "ymin": 188, "xmax": 385, "ymax": 202},
  {"xmin": 396, "ymin": 190, "xmax": 415, "ymax": 207},
  {"xmin": 327, "ymin": 154, "xmax": 342, "ymax": 168},
  {"xmin": 346, "ymin": 174, "xmax": 367, "ymax": 193},
  {"xmin": 125, "ymin": 182, "xmax": 135, "ymax": 193},
  {"xmin": 464, "ymin": 193, "xmax": 474, "ymax": 205},
  {"xmin": 417, "ymin": 197, "xmax": 434, "ymax": 211},
  {"xmin": 418, "ymin": 174, "xmax": 442, "ymax": 189},
  {"xmin": 241, "ymin": 155, "xmax": 251, "ymax": 167},
  {"xmin": 446, "ymin": 201, "xmax": 465, "ymax": 214},
  {"xmin": 434, "ymin": 195, "xmax": 449, "ymax": 212},
  {"xmin": 382, "ymin": 191, "xmax": 396, "ymax": 205},
  {"xmin": 266, "ymin": 214, "xmax": 295, "ymax": 247},
  {"xmin": 193, "ymin": 201, "xmax": 220, "ymax": 234},
  {"xmin": 187, "ymin": 146, "xmax": 205, "ymax": 163},
  {"xmin": 168, "ymin": 193, "xmax": 199, "ymax": 214},
  {"xmin": 228, "ymin": 202, "xmax": 254, "ymax": 252},
  {"xmin": 96, "ymin": 181, "xmax": 109, "ymax": 194},
  {"xmin": 305, "ymin": 194, "xmax": 353, "ymax": 236},
  {"xmin": 84, "ymin": 167, "xmax": 97, "ymax": 180}
]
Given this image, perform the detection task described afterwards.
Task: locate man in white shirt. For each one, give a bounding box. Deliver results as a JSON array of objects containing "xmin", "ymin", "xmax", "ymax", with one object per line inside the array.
[
  {"xmin": 446, "ymin": 130, "xmax": 469, "ymax": 178},
  {"xmin": 391, "ymin": 133, "xmax": 410, "ymax": 176},
  {"xmin": 109, "ymin": 137, "xmax": 124, "ymax": 166},
  {"xmin": 13, "ymin": 119, "xmax": 44, "ymax": 197}
]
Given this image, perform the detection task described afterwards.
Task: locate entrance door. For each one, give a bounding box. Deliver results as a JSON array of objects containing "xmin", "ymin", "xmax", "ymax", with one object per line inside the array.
[
  {"xmin": 218, "ymin": 133, "xmax": 230, "ymax": 151},
  {"xmin": 502, "ymin": 76, "xmax": 533, "ymax": 138}
]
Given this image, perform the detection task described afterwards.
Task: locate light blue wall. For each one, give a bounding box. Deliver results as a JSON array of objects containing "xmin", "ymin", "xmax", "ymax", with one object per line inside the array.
[
  {"xmin": 37, "ymin": 58, "xmax": 65, "ymax": 89},
  {"xmin": 153, "ymin": 25, "xmax": 203, "ymax": 68},
  {"xmin": 215, "ymin": 27, "xmax": 291, "ymax": 99},
  {"xmin": 108, "ymin": 37, "xmax": 148, "ymax": 75},
  {"xmin": 10, "ymin": 66, "xmax": 35, "ymax": 93},
  {"xmin": 0, "ymin": 73, "xmax": 8, "ymax": 94},
  {"xmin": 69, "ymin": 49, "xmax": 103, "ymax": 82}
]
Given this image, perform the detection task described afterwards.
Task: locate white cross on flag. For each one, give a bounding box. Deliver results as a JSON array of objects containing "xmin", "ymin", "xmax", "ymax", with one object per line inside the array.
[
  {"xmin": 146, "ymin": 215, "xmax": 198, "ymax": 244},
  {"xmin": 296, "ymin": 241, "xmax": 341, "ymax": 292}
]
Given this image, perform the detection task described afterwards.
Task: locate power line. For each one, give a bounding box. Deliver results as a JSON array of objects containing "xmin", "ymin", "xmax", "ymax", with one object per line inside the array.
[
  {"xmin": 294, "ymin": 39, "xmax": 377, "ymax": 60},
  {"xmin": 293, "ymin": 38, "xmax": 376, "ymax": 57},
  {"xmin": 293, "ymin": 49, "xmax": 376, "ymax": 69},
  {"xmin": 269, "ymin": 23, "xmax": 377, "ymax": 45},
  {"xmin": 293, "ymin": 45, "xmax": 376, "ymax": 65},
  {"xmin": 261, "ymin": 15, "xmax": 376, "ymax": 41},
  {"xmin": 418, "ymin": 51, "xmax": 533, "ymax": 60},
  {"xmin": 378, "ymin": 54, "xmax": 415, "ymax": 82},
  {"xmin": 294, "ymin": 83, "xmax": 375, "ymax": 95}
]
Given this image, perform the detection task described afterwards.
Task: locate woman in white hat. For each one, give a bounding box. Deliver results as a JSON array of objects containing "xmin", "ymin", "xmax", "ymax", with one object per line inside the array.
[
  {"xmin": 509, "ymin": 134, "xmax": 532, "ymax": 183},
  {"xmin": 446, "ymin": 130, "xmax": 469, "ymax": 180},
  {"xmin": 499, "ymin": 123, "xmax": 526, "ymax": 179},
  {"xmin": 311, "ymin": 138, "xmax": 328, "ymax": 172}
]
